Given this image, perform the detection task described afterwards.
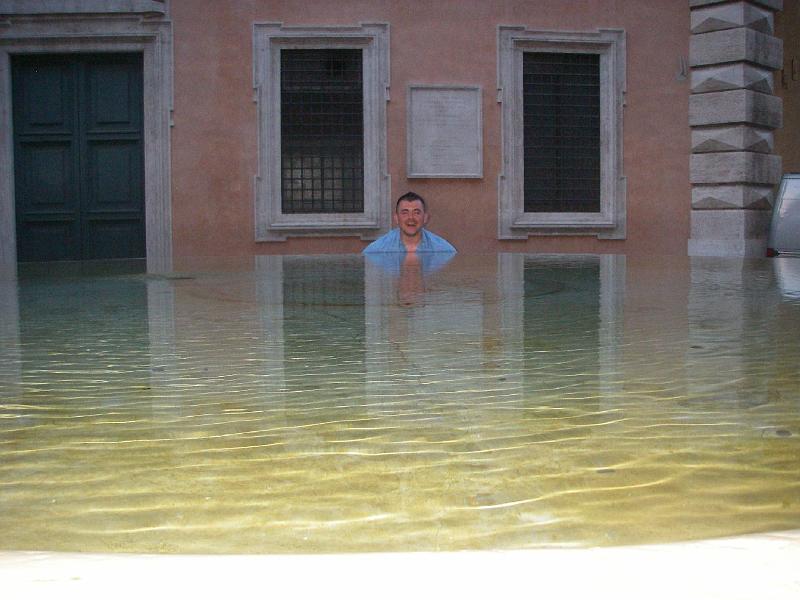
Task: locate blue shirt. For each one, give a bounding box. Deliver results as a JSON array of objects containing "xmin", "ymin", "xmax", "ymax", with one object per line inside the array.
[
  {"xmin": 362, "ymin": 228, "xmax": 456, "ymax": 254},
  {"xmin": 362, "ymin": 228, "xmax": 456, "ymax": 275}
]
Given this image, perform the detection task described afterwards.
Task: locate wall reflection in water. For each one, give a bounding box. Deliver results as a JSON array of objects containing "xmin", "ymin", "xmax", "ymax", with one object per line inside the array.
[{"xmin": 3, "ymin": 254, "xmax": 798, "ymax": 412}]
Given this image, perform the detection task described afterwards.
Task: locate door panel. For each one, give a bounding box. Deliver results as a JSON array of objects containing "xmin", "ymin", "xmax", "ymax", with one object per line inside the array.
[
  {"xmin": 88, "ymin": 140, "xmax": 142, "ymax": 207},
  {"xmin": 86, "ymin": 59, "xmax": 142, "ymax": 130},
  {"xmin": 81, "ymin": 55, "xmax": 145, "ymax": 260},
  {"xmin": 14, "ymin": 59, "xmax": 75, "ymax": 135},
  {"xmin": 13, "ymin": 57, "xmax": 79, "ymax": 261},
  {"xmin": 84, "ymin": 138, "xmax": 145, "ymax": 259},
  {"xmin": 18, "ymin": 141, "xmax": 76, "ymax": 209},
  {"xmin": 12, "ymin": 54, "xmax": 144, "ymax": 262},
  {"xmin": 14, "ymin": 140, "xmax": 80, "ymax": 262}
]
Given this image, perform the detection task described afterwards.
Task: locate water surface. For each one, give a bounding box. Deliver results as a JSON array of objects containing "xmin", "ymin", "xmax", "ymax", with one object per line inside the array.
[{"xmin": 1, "ymin": 253, "xmax": 798, "ymax": 553}]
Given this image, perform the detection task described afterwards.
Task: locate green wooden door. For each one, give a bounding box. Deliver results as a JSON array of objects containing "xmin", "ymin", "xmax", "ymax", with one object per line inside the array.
[{"xmin": 12, "ymin": 54, "xmax": 145, "ymax": 262}]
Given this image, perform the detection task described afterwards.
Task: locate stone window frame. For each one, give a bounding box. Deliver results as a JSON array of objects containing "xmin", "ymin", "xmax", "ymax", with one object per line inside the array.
[
  {"xmin": 253, "ymin": 22, "xmax": 390, "ymax": 242},
  {"xmin": 0, "ymin": 5, "xmax": 173, "ymax": 275},
  {"xmin": 497, "ymin": 26, "xmax": 627, "ymax": 240}
]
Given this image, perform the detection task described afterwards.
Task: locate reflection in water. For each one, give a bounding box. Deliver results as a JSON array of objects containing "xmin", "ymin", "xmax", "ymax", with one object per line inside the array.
[
  {"xmin": 523, "ymin": 257, "xmax": 601, "ymax": 402},
  {"xmin": 281, "ymin": 257, "xmax": 366, "ymax": 394},
  {"xmin": 0, "ymin": 254, "xmax": 798, "ymax": 554},
  {"xmin": 364, "ymin": 250, "xmax": 455, "ymax": 278},
  {"xmin": 775, "ymin": 257, "xmax": 800, "ymax": 301},
  {"xmin": 397, "ymin": 253, "xmax": 424, "ymax": 307}
]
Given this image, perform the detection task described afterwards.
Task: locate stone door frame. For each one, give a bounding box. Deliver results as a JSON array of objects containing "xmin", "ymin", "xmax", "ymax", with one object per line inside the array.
[{"xmin": 0, "ymin": 11, "xmax": 173, "ymax": 276}]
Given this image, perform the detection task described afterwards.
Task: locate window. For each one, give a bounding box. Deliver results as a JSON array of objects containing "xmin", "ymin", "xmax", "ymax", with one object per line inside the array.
[
  {"xmin": 497, "ymin": 27, "xmax": 626, "ymax": 240},
  {"xmin": 281, "ymin": 49, "xmax": 364, "ymax": 214},
  {"xmin": 253, "ymin": 23, "xmax": 390, "ymax": 241},
  {"xmin": 523, "ymin": 52, "xmax": 600, "ymax": 213}
]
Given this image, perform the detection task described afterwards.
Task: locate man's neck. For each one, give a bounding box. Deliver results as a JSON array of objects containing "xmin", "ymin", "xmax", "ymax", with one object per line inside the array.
[{"xmin": 400, "ymin": 230, "xmax": 423, "ymax": 252}]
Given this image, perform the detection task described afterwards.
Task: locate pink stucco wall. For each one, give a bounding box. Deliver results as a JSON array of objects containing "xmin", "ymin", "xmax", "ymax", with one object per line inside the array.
[
  {"xmin": 776, "ymin": 4, "xmax": 800, "ymax": 173},
  {"xmin": 169, "ymin": 0, "xmax": 691, "ymax": 258}
]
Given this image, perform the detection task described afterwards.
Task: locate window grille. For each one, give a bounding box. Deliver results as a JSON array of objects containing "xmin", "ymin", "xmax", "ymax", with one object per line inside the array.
[
  {"xmin": 280, "ymin": 49, "xmax": 364, "ymax": 214},
  {"xmin": 523, "ymin": 52, "xmax": 600, "ymax": 213}
]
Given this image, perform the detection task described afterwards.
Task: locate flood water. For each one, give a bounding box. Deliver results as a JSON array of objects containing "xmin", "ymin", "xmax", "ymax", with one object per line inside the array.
[{"xmin": 1, "ymin": 253, "xmax": 798, "ymax": 554}]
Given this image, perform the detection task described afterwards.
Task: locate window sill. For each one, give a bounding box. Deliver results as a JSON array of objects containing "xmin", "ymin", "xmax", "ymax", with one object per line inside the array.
[{"xmin": 255, "ymin": 214, "xmax": 382, "ymax": 242}]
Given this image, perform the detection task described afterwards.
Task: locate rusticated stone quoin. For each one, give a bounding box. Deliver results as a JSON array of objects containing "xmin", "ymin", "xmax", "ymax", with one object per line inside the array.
[
  {"xmin": 690, "ymin": 63, "xmax": 773, "ymax": 94},
  {"xmin": 692, "ymin": 184, "xmax": 774, "ymax": 209},
  {"xmin": 689, "ymin": 88, "xmax": 782, "ymax": 127},
  {"xmin": 690, "ymin": 151, "xmax": 781, "ymax": 184},
  {"xmin": 689, "ymin": 0, "xmax": 783, "ymax": 11},
  {"xmin": 690, "ymin": 27, "xmax": 782, "ymax": 69},
  {"xmin": 691, "ymin": 1, "xmax": 774, "ymax": 35},
  {"xmin": 688, "ymin": 0, "xmax": 783, "ymax": 258},
  {"xmin": 691, "ymin": 125, "xmax": 773, "ymax": 154},
  {"xmin": 688, "ymin": 208, "xmax": 773, "ymax": 257}
]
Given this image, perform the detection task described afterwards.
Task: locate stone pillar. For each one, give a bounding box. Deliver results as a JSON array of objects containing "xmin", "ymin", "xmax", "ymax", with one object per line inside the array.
[{"xmin": 688, "ymin": 0, "xmax": 784, "ymax": 256}]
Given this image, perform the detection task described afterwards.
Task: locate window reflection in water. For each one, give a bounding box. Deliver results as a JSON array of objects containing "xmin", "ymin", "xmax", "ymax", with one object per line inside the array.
[
  {"xmin": 280, "ymin": 257, "xmax": 366, "ymax": 394},
  {"xmin": 523, "ymin": 258, "xmax": 602, "ymax": 399},
  {"xmin": 497, "ymin": 254, "xmax": 624, "ymax": 412}
]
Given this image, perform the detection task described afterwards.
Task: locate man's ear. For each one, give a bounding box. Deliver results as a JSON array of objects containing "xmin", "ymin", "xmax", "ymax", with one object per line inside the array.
[
  {"xmin": 423, "ymin": 211, "xmax": 431, "ymax": 226},
  {"xmin": 392, "ymin": 211, "xmax": 399, "ymax": 226}
]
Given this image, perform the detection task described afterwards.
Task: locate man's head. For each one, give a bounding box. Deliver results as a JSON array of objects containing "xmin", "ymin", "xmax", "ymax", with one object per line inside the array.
[{"xmin": 393, "ymin": 191, "xmax": 429, "ymax": 239}]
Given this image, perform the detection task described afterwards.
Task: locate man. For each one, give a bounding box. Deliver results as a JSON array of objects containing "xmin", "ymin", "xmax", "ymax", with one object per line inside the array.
[{"xmin": 362, "ymin": 191, "xmax": 456, "ymax": 254}]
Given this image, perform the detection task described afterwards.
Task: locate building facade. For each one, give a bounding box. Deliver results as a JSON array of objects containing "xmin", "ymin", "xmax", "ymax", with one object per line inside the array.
[{"xmin": 0, "ymin": 0, "xmax": 796, "ymax": 274}]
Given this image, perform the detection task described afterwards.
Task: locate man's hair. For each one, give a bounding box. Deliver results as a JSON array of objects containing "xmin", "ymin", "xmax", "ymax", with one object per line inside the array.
[{"xmin": 395, "ymin": 191, "xmax": 426, "ymax": 211}]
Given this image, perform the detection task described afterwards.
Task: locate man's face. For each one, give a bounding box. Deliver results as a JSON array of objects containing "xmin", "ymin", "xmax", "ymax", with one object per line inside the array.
[{"xmin": 394, "ymin": 199, "xmax": 429, "ymax": 238}]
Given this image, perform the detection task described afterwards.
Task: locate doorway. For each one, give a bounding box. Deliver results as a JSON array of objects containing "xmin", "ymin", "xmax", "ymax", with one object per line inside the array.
[{"xmin": 12, "ymin": 53, "xmax": 145, "ymax": 262}]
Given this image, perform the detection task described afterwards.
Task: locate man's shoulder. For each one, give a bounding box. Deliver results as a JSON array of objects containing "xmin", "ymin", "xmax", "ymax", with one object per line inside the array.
[
  {"xmin": 362, "ymin": 228, "xmax": 401, "ymax": 254},
  {"xmin": 422, "ymin": 230, "xmax": 456, "ymax": 253}
]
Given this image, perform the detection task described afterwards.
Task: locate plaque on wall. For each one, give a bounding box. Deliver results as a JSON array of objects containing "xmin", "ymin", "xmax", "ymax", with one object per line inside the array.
[{"xmin": 407, "ymin": 85, "xmax": 483, "ymax": 178}]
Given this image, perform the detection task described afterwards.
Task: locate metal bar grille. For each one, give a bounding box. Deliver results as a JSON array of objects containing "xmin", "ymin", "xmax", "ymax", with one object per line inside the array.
[
  {"xmin": 280, "ymin": 48, "xmax": 364, "ymax": 214},
  {"xmin": 523, "ymin": 52, "xmax": 600, "ymax": 213}
]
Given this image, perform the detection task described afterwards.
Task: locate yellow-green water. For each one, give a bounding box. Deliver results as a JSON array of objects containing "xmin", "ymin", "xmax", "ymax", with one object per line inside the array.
[{"xmin": 1, "ymin": 253, "xmax": 798, "ymax": 554}]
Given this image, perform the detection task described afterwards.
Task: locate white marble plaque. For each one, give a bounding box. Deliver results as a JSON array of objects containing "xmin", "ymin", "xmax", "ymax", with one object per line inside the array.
[{"xmin": 407, "ymin": 85, "xmax": 482, "ymax": 178}]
